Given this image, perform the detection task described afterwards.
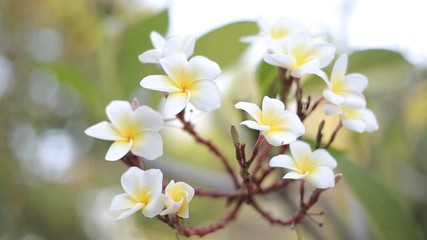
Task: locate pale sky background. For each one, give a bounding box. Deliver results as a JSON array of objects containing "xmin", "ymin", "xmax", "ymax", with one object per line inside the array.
[{"xmin": 167, "ymin": 0, "xmax": 427, "ymax": 66}]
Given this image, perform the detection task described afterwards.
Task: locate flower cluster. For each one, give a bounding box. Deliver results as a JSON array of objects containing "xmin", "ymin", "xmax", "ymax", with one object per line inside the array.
[
  {"xmin": 110, "ymin": 167, "xmax": 194, "ymax": 220},
  {"xmin": 84, "ymin": 15, "xmax": 379, "ymax": 238}
]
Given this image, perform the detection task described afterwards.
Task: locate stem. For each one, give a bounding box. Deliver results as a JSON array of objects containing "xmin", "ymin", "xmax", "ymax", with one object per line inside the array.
[
  {"xmin": 324, "ymin": 122, "xmax": 343, "ymax": 149},
  {"xmin": 245, "ymin": 133, "xmax": 265, "ymax": 168},
  {"xmin": 176, "ymin": 111, "xmax": 239, "ymax": 188},
  {"xmin": 176, "ymin": 199, "xmax": 244, "ymax": 237},
  {"xmin": 299, "ymin": 180, "xmax": 305, "ymax": 208},
  {"xmin": 278, "ymin": 68, "xmax": 293, "ymax": 105}
]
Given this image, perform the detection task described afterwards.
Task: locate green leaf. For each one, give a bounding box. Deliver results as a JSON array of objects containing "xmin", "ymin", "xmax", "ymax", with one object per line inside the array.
[
  {"xmin": 332, "ymin": 150, "xmax": 423, "ymax": 240},
  {"xmin": 118, "ymin": 11, "xmax": 169, "ymax": 97},
  {"xmin": 195, "ymin": 21, "xmax": 258, "ymax": 68},
  {"xmin": 256, "ymin": 60, "xmax": 280, "ymax": 97},
  {"xmin": 48, "ymin": 64, "xmax": 100, "ymax": 107}
]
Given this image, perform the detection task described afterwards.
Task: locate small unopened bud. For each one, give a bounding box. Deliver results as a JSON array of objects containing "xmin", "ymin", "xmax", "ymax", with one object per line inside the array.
[
  {"xmin": 131, "ymin": 97, "xmax": 140, "ymax": 111},
  {"xmin": 230, "ymin": 124, "xmax": 240, "ymax": 147},
  {"xmin": 334, "ymin": 173, "xmax": 343, "ymax": 184}
]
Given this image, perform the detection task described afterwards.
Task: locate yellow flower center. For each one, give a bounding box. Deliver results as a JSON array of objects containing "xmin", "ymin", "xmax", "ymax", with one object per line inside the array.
[
  {"xmin": 296, "ymin": 157, "xmax": 314, "ymax": 175},
  {"xmin": 342, "ymin": 107, "xmax": 360, "ymax": 119},
  {"xmin": 269, "ymin": 27, "xmax": 290, "ymax": 40}
]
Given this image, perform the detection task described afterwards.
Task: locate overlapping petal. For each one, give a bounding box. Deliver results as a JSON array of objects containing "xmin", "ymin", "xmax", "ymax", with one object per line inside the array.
[
  {"xmin": 190, "ymin": 80, "xmax": 221, "ymax": 112},
  {"xmin": 269, "ymin": 141, "xmax": 337, "ymax": 189},
  {"xmin": 111, "ymin": 167, "xmax": 165, "ymax": 221},
  {"xmin": 163, "ymin": 91, "xmax": 191, "ymax": 116},
  {"xmin": 85, "ymin": 100, "xmax": 164, "ymax": 161},
  {"xmin": 235, "ymin": 96, "xmax": 304, "ymax": 146}
]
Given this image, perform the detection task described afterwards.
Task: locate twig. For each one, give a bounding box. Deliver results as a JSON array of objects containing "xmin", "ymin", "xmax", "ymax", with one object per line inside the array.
[{"xmin": 176, "ymin": 110, "xmax": 240, "ymax": 188}]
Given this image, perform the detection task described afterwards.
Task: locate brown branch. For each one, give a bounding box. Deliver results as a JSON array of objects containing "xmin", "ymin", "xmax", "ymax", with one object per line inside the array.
[
  {"xmin": 176, "ymin": 199, "xmax": 244, "ymax": 237},
  {"xmin": 176, "ymin": 111, "xmax": 239, "ymax": 188},
  {"xmin": 324, "ymin": 122, "xmax": 343, "ymax": 149}
]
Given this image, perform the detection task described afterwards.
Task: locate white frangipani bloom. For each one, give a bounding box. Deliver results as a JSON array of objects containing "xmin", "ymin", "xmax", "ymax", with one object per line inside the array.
[
  {"xmin": 140, "ymin": 53, "xmax": 221, "ymax": 116},
  {"xmin": 235, "ymin": 96, "xmax": 305, "ymax": 146},
  {"xmin": 263, "ymin": 32, "xmax": 336, "ymax": 78},
  {"xmin": 241, "ymin": 16, "xmax": 307, "ymax": 47},
  {"xmin": 138, "ymin": 31, "xmax": 197, "ymax": 64},
  {"xmin": 85, "ymin": 100, "xmax": 164, "ymax": 161},
  {"xmin": 270, "ymin": 140, "xmax": 337, "ymax": 189},
  {"xmin": 110, "ymin": 167, "xmax": 165, "ymax": 220},
  {"xmin": 323, "ymin": 103, "xmax": 379, "ymax": 133},
  {"xmin": 161, "ymin": 180, "xmax": 195, "ymax": 218},
  {"xmin": 322, "ymin": 54, "xmax": 368, "ymax": 108}
]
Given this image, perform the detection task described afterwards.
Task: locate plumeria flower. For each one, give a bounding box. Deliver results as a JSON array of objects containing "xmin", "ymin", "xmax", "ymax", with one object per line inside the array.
[
  {"xmin": 322, "ymin": 54, "xmax": 368, "ymax": 108},
  {"xmin": 323, "ymin": 103, "xmax": 379, "ymax": 133},
  {"xmin": 140, "ymin": 53, "xmax": 221, "ymax": 116},
  {"xmin": 161, "ymin": 180, "xmax": 195, "ymax": 218},
  {"xmin": 270, "ymin": 140, "xmax": 337, "ymax": 189},
  {"xmin": 241, "ymin": 16, "xmax": 307, "ymax": 48},
  {"xmin": 110, "ymin": 167, "xmax": 165, "ymax": 220},
  {"xmin": 85, "ymin": 100, "xmax": 164, "ymax": 161},
  {"xmin": 138, "ymin": 31, "xmax": 197, "ymax": 64},
  {"xmin": 235, "ymin": 96, "xmax": 305, "ymax": 146},
  {"xmin": 263, "ymin": 32, "xmax": 336, "ymax": 78}
]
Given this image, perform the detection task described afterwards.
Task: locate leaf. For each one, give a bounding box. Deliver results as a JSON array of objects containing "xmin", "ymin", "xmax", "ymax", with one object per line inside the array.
[
  {"xmin": 48, "ymin": 64, "xmax": 100, "ymax": 107},
  {"xmin": 194, "ymin": 21, "xmax": 258, "ymax": 68},
  {"xmin": 118, "ymin": 11, "xmax": 169, "ymax": 97},
  {"xmin": 332, "ymin": 150, "xmax": 423, "ymax": 240},
  {"xmin": 256, "ymin": 60, "xmax": 280, "ymax": 97}
]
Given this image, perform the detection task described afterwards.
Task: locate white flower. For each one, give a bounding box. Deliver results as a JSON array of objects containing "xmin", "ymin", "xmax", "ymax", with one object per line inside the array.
[
  {"xmin": 323, "ymin": 103, "xmax": 379, "ymax": 133},
  {"xmin": 270, "ymin": 140, "xmax": 337, "ymax": 189},
  {"xmin": 241, "ymin": 16, "xmax": 307, "ymax": 47},
  {"xmin": 140, "ymin": 53, "xmax": 221, "ymax": 115},
  {"xmin": 110, "ymin": 167, "xmax": 165, "ymax": 220},
  {"xmin": 322, "ymin": 54, "xmax": 368, "ymax": 108},
  {"xmin": 138, "ymin": 31, "xmax": 196, "ymax": 64},
  {"xmin": 263, "ymin": 33, "xmax": 336, "ymax": 78},
  {"xmin": 161, "ymin": 180, "xmax": 195, "ymax": 218},
  {"xmin": 235, "ymin": 96, "xmax": 305, "ymax": 146},
  {"xmin": 85, "ymin": 100, "xmax": 164, "ymax": 161}
]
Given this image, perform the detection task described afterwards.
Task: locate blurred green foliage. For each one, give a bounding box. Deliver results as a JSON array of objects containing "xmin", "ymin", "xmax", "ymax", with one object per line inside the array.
[{"xmin": 1, "ymin": 0, "xmax": 427, "ymax": 240}]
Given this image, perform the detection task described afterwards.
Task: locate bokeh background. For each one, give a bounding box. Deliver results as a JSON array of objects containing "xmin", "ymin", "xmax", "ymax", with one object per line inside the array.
[{"xmin": 1, "ymin": 0, "xmax": 427, "ymax": 239}]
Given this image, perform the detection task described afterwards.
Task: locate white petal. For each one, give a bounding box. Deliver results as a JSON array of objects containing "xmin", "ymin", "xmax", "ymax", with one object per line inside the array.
[
  {"xmin": 362, "ymin": 109, "xmax": 379, "ymax": 132},
  {"xmin": 138, "ymin": 50, "xmax": 161, "ymax": 64},
  {"xmin": 289, "ymin": 141, "xmax": 312, "ymax": 162},
  {"xmin": 105, "ymin": 140, "xmax": 132, "ymax": 161},
  {"xmin": 306, "ymin": 167, "xmax": 335, "ymax": 189},
  {"xmin": 256, "ymin": 16, "xmax": 270, "ymax": 32},
  {"xmin": 283, "ymin": 171, "xmax": 307, "ymax": 180},
  {"xmin": 177, "ymin": 202, "xmax": 190, "ymax": 218},
  {"xmin": 331, "ymin": 54, "xmax": 348, "ymax": 81},
  {"xmin": 343, "ymin": 73, "xmax": 368, "ymax": 92},
  {"xmin": 312, "ymin": 42, "xmax": 336, "ymax": 68},
  {"xmin": 263, "ymin": 53, "xmax": 296, "ymax": 70},
  {"xmin": 235, "ymin": 102, "xmax": 262, "ymax": 123},
  {"xmin": 269, "ymin": 154, "xmax": 299, "ymax": 171},
  {"xmin": 106, "ymin": 101, "xmax": 132, "ymax": 131},
  {"xmin": 115, "ymin": 203, "xmax": 144, "ymax": 221},
  {"xmin": 342, "ymin": 92, "xmax": 366, "ymax": 109},
  {"xmin": 150, "ymin": 31, "xmax": 166, "ymax": 50},
  {"xmin": 140, "ymin": 75, "xmax": 180, "ymax": 92},
  {"xmin": 131, "ymin": 131, "xmax": 163, "ymax": 160},
  {"xmin": 85, "ymin": 121, "xmax": 124, "ymax": 141},
  {"xmin": 142, "ymin": 169, "xmax": 164, "ymax": 194},
  {"xmin": 161, "ymin": 198, "xmax": 183, "ymax": 216},
  {"xmin": 110, "ymin": 193, "xmax": 136, "ymax": 210},
  {"xmin": 159, "ymin": 54, "xmax": 188, "ymax": 83},
  {"xmin": 264, "ymin": 130, "xmax": 299, "ymax": 146},
  {"xmin": 270, "ymin": 111, "xmax": 305, "ymax": 135},
  {"xmin": 323, "ymin": 89, "xmax": 345, "ymax": 105},
  {"xmin": 187, "ymin": 56, "xmax": 221, "ymax": 80},
  {"xmin": 311, "ymin": 149, "xmax": 337, "ymax": 169},
  {"xmin": 323, "ymin": 104, "xmax": 342, "ymax": 115},
  {"xmin": 292, "ymin": 59, "xmax": 320, "ymax": 77},
  {"xmin": 121, "ymin": 167, "xmax": 145, "ymax": 199},
  {"xmin": 142, "ymin": 194, "xmax": 164, "ymax": 218},
  {"xmin": 163, "ymin": 91, "xmax": 190, "ymax": 116},
  {"xmin": 133, "ymin": 106, "xmax": 164, "ymax": 131},
  {"xmin": 190, "ymin": 80, "xmax": 221, "ymax": 112},
  {"xmin": 163, "ymin": 35, "xmax": 196, "ymax": 58},
  {"xmin": 342, "ymin": 118, "xmax": 366, "ymax": 133},
  {"xmin": 240, "ymin": 120, "xmax": 270, "ymax": 131},
  {"xmin": 261, "ymin": 96, "xmax": 285, "ymax": 124}
]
